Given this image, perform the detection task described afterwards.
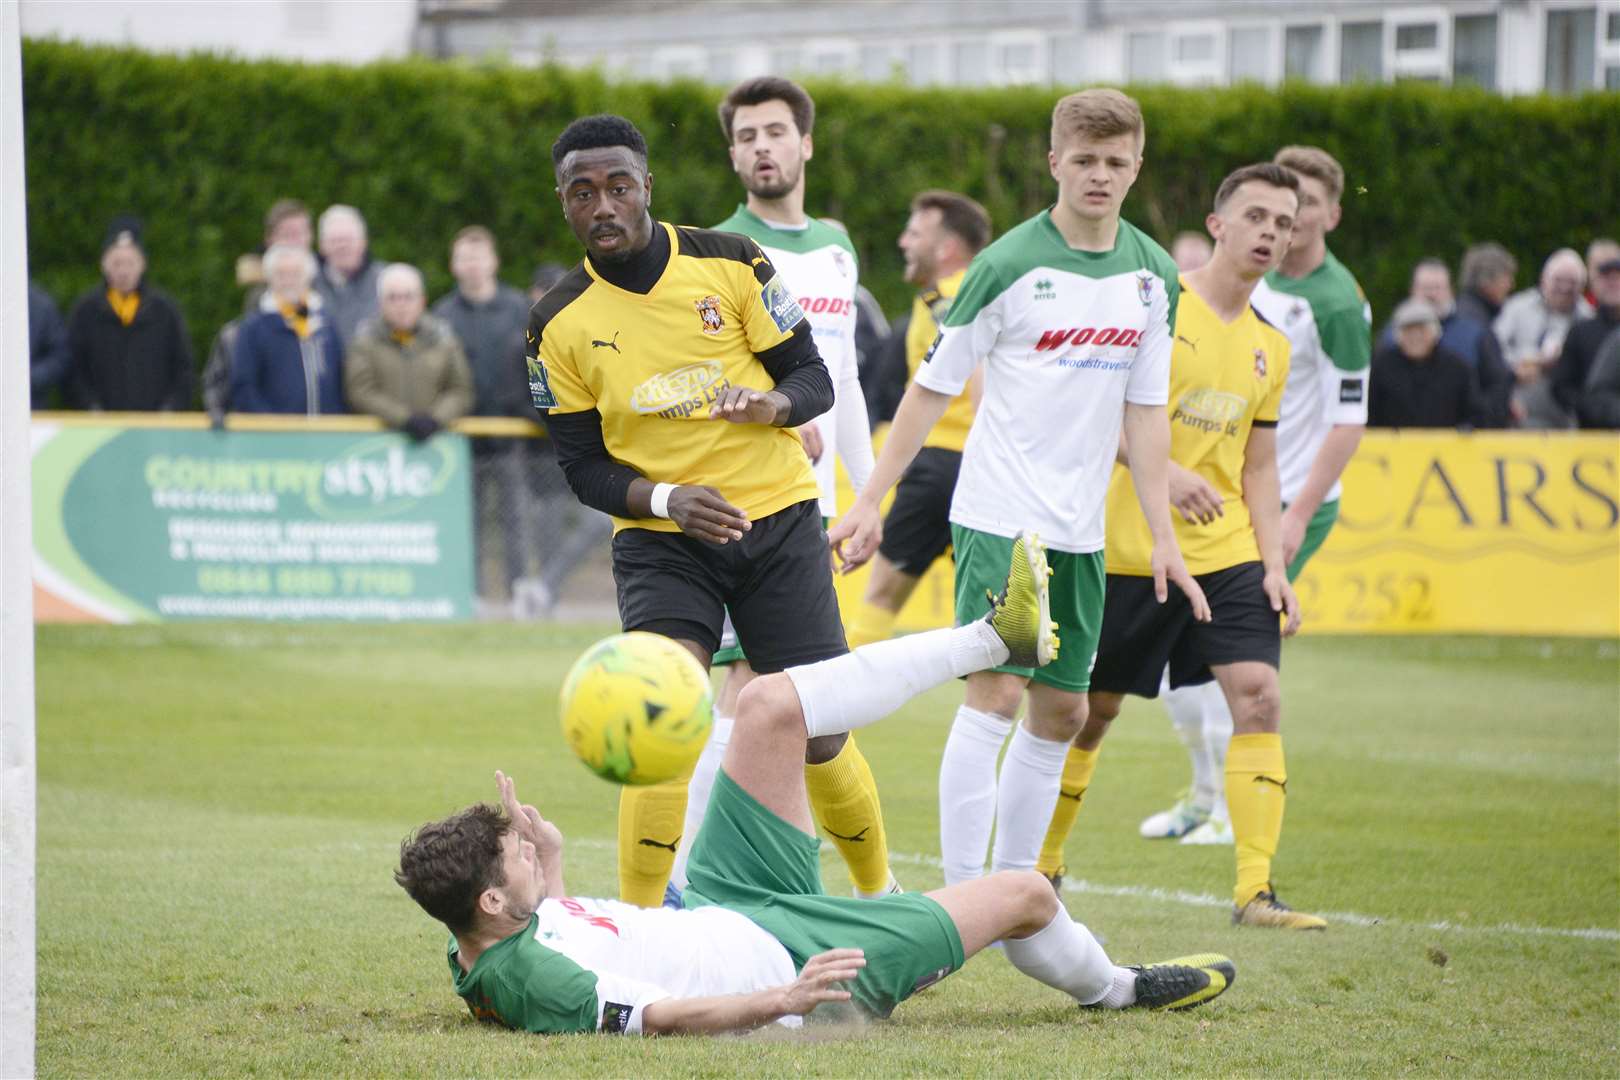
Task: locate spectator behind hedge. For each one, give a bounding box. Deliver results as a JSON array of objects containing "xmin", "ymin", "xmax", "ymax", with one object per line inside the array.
[
  {"xmin": 1495, "ymin": 248, "xmax": 1593, "ymax": 428},
  {"xmin": 28, "ymin": 281, "xmax": 69, "ymax": 409},
  {"xmin": 315, "ymin": 204, "xmax": 383, "ymax": 345},
  {"xmin": 1369, "ymin": 299, "xmax": 1479, "ymax": 429},
  {"xmin": 1552, "ymin": 252, "xmax": 1620, "ymax": 419},
  {"xmin": 1170, "ymin": 230, "xmax": 1213, "ymax": 273},
  {"xmin": 1391, "ymin": 257, "xmax": 1513, "ymax": 427},
  {"xmin": 65, "ymin": 217, "xmax": 193, "ymax": 411},
  {"xmin": 1584, "ymin": 238, "xmax": 1619, "ymax": 309},
  {"xmin": 430, "ymin": 226, "xmax": 531, "ymax": 418},
  {"xmin": 344, "ymin": 264, "xmax": 473, "ymax": 442},
  {"xmin": 230, "ymin": 244, "xmax": 345, "ymax": 415},
  {"xmin": 1577, "ymin": 326, "xmax": 1620, "ymax": 430}
]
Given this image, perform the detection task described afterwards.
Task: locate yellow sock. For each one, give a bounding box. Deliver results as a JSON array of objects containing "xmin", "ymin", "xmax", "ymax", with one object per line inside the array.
[
  {"xmin": 845, "ymin": 602, "xmax": 899, "ymax": 650},
  {"xmin": 1036, "ymin": 746, "xmax": 1100, "ymax": 877},
  {"xmin": 805, "ymin": 735, "xmax": 892, "ymax": 894},
  {"xmin": 1225, "ymin": 732, "xmax": 1286, "ymax": 907},
  {"xmin": 617, "ymin": 769, "xmax": 692, "ymax": 907}
]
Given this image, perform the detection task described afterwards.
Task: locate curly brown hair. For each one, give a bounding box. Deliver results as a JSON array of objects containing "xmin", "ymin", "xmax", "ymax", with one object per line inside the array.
[{"xmin": 395, "ymin": 803, "xmax": 509, "ymax": 934}]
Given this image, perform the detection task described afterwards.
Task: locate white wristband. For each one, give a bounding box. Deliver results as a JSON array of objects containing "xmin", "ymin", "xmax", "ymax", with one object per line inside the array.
[{"xmin": 649, "ymin": 483, "xmax": 677, "ymax": 519}]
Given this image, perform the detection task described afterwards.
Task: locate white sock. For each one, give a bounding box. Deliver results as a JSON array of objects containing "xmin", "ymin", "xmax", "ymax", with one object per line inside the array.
[
  {"xmin": 1164, "ymin": 678, "xmax": 1217, "ymax": 813},
  {"xmin": 1200, "ymin": 681, "xmax": 1233, "ymax": 825},
  {"xmin": 938, "ymin": 705, "xmax": 1013, "ymax": 885},
  {"xmin": 789, "ymin": 622, "xmax": 1009, "ymax": 740},
  {"xmin": 1002, "ymin": 905, "xmax": 1121, "ymax": 1005},
  {"xmin": 990, "ymin": 724, "xmax": 1072, "ymax": 873},
  {"xmin": 669, "ymin": 713, "xmax": 733, "ymax": 891}
]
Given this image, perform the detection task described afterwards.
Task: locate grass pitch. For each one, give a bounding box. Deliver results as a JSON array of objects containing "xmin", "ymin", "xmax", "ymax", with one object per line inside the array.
[{"xmin": 33, "ymin": 624, "xmax": 1620, "ymax": 1077}]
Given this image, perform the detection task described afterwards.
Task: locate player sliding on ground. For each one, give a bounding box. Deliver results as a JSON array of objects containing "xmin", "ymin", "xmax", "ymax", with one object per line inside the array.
[
  {"xmin": 397, "ymin": 535, "xmax": 1235, "ymax": 1035},
  {"xmin": 1033, "ymin": 163, "xmax": 1327, "ymax": 929}
]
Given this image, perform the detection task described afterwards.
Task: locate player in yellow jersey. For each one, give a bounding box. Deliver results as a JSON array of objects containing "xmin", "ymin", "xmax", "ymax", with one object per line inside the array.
[
  {"xmin": 845, "ymin": 190, "xmax": 993, "ymax": 650},
  {"xmin": 1036, "ymin": 163, "xmax": 1327, "ymax": 929},
  {"xmin": 531, "ymin": 114, "xmax": 901, "ymax": 908}
]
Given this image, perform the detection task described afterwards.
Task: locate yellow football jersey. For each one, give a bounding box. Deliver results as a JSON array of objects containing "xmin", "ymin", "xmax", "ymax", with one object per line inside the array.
[
  {"xmin": 529, "ymin": 223, "xmax": 821, "ymax": 533},
  {"xmin": 1105, "ymin": 279, "xmax": 1291, "ymax": 576},
  {"xmin": 905, "ymin": 268, "xmax": 975, "ymax": 452}
]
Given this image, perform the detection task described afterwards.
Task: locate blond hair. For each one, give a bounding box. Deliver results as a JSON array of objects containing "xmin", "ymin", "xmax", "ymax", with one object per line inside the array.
[
  {"xmin": 1050, "ymin": 89, "xmax": 1144, "ymax": 153},
  {"xmin": 1273, "ymin": 145, "xmax": 1345, "ymax": 203}
]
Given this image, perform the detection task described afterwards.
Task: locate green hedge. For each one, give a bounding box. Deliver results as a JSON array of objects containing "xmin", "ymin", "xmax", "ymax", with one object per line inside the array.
[{"xmin": 22, "ymin": 39, "xmax": 1620, "ymax": 402}]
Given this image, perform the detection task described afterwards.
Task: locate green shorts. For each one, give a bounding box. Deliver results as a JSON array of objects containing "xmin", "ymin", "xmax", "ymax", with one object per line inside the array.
[
  {"xmin": 952, "ymin": 525, "xmax": 1104, "ymax": 692},
  {"xmin": 1284, "ymin": 499, "xmax": 1339, "ymax": 583},
  {"xmin": 713, "ymin": 516, "xmax": 832, "ymax": 666},
  {"xmin": 683, "ymin": 769, "xmax": 964, "ymax": 1019}
]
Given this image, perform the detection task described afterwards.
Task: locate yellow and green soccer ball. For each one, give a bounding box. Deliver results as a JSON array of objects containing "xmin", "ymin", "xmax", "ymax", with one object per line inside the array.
[{"xmin": 559, "ymin": 632, "xmax": 713, "ymax": 785}]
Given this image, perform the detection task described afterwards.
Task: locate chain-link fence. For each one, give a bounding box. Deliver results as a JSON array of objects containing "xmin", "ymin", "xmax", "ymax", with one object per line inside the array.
[{"xmin": 467, "ymin": 427, "xmax": 615, "ymax": 621}]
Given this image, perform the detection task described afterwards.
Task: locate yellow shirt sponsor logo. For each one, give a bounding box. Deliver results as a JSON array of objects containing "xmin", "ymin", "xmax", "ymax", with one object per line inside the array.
[{"xmin": 630, "ymin": 361, "xmax": 728, "ymax": 417}]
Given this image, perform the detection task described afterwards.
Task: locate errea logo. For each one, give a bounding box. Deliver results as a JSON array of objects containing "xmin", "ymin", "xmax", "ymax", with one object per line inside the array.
[{"xmin": 1033, "ymin": 278, "xmax": 1056, "ymax": 301}]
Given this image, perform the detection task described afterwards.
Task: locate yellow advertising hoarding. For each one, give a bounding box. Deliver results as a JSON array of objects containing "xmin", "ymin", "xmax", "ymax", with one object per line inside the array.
[{"xmin": 834, "ymin": 430, "xmax": 1619, "ymax": 638}]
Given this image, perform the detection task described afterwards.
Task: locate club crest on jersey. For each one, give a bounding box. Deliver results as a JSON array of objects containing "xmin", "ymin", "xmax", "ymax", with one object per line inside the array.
[
  {"xmin": 1254, "ymin": 348, "xmax": 1268, "ymax": 378},
  {"xmin": 1136, "ymin": 273, "xmax": 1154, "ymax": 307},
  {"xmin": 694, "ymin": 295, "xmax": 724, "ymax": 335},
  {"xmin": 832, "ymin": 248, "xmax": 853, "ymax": 278}
]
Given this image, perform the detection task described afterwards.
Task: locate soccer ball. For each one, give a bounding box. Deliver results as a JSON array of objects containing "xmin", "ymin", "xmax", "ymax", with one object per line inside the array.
[{"xmin": 559, "ymin": 632, "xmax": 713, "ymax": 785}]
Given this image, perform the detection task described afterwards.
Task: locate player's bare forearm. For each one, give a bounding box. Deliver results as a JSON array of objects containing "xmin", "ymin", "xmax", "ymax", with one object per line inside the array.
[
  {"xmin": 1242, "ymin": 427, "xmax": 1287, "ymax": 574},
  {"xmin": 855, "ymin": 382, "xmax": 952, "ymax": 511},
  {"xmin": 1121, "ymin": 402, "xmax": 1178, "ymax": 546},
  {"xmin": 1288, "ymin": 423, "xmax": 1363, "ymax": 520},
  {"xmin": 641, "ymin": 948, "xmax": 864, "ymax": 1035},
  {"xmin": 640, "ymin": 988, "xmax": 791, "ymax": 1035}
]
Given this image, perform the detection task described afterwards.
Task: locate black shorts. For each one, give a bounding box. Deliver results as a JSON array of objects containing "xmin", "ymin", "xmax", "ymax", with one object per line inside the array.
[
  {"xmin": 610, "ymin": 499, "xmax": 847, "ymax": 673},
  {"xmin": 877, "ymin": 447, "xmax": 961, "ymax": 577},
  {"xmin": 1089, "ymin": 561, "xmax": 1280, "ymax": 698}
]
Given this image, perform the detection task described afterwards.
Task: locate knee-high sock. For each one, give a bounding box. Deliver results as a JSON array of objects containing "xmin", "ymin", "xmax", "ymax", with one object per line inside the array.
[
  {"xmin": 805, "ymin": 735, "xmax": 891, "ymax": 895},
  {"xmin": 1225, "ymin": 732, "xmax": 1286, "ymax": 907},
  {"xmin": 669, "ymin": 713, "xmax": 733, "ymax": 892},
  {"xmin": 938, "ymin": 705, "xmax": 1012, "ymax": 885},
  {"xmin": 1163, "ymin": 679, "xmax": 1217, "ymax": 813},
  {"xmin": 991, "ymin": 724, "xmax": 1072, "ymax": 873},
  {"xmin": 1200, "ymin": 681, "xmax": 1234, "ymax": 824},
  {"xmin": 789, "ymin": 621, "xmax": 1008, "ymax": 740},
  {"xmin": 1003, "ymin": 905, "xmax": 1128, "ymax": 1006},
  {"xmin": 1035, "ymin": 746, "xmax": 1100, "ymax": 877},
  {"xmin": 617, "ymin": 766, "xmax": 692, "ymax": 907},
  {"xmin": 845, "ymin": 600, "xmax": 900, "ymax": 650}
]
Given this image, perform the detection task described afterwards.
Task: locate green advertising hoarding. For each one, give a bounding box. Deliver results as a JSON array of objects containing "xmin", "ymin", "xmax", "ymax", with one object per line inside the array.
[{"xmin": 32, "ymin": 422, "xmax": 475, "ymax": 622}]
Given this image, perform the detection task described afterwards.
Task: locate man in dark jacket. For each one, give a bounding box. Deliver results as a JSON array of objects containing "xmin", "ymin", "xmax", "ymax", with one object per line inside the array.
[
  {"xmin": 1552, "ymin": 253, "xmax": 1620, "ymax": 418},
  {"xmin": 230, "ymin": 244, "xmax": 345, "ymax": 415},
  {"xmin": 65, "ymin": 218, "xmax": 193, "ymax": 411},
  {"xmin": 1577, "ymin": 327, "xmax": 1620, "ymax": 430},
  {"xmin": 1395, "ymin": 257, "xmax": 1513, "ymax": 428},
  {"xmin": 430, "ymin": 227, "xmax": 531, "ymax": 418},
  {"xmin": 28, "ymin": 281, "xmax": 69, "ymax": 409},
  {"xmin": 1451, "ymin": 245, "xmax": 1518, "ymax": 426},
  {"xmin": 1369, "ymin": 299, "xmax": 1479, "ymax": 429},
  {"xmin": 315, "ymin": 204, "xmax": 383, "ymax": 345}
]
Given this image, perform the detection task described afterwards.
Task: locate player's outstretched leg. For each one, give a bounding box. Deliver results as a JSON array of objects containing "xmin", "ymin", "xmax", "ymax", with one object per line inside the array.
[
  {"xmin": 722, "ymin": 531, "xmax": 1056, "ymax": 833},
  {"xmin": 928, "ymin": 871, "xmax": 1235, "ymax": 1012}
]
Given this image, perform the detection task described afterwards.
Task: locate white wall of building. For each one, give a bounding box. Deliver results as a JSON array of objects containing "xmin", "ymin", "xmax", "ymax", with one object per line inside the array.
[{"xmin": 19, "ymin": 0, "xmax": 417, "ymax": 64}]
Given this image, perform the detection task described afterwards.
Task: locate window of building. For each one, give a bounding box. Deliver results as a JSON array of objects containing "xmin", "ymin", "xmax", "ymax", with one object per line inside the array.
[
  {"xmin": 1175, "ymin": 33, "xmax": 1215, "ymax": 63},
  {"xmin": 1609, "ymin": 11, "xmax": 1620, "ymax": 42},
  {"xmin": 1340, "ymin": 20, "xmax": 1383, "ymax": 82},
  {"xmin": 953, "ymin": 39, "xmax": 990, "ymax": 85},
  {"xmin": 769, "ymin": 47, "xmax": 802, "ymax": 75},
  {"xmin": 1545, "ymin": 7, "xmax": 1598, "ymax": 92},
  {"xmin": 1395, "ymin": 23, "xmax": 1439, "ymax": 51},
  {"xmin": 1608, "ymin": 64, "xmax": 1620, "ymax": 89},
  {"xmin": 707, "ymin": 50, "xmax": 736, "ymax": 85},
  {"xmin": 1051, "ymin": 33, "xmax": 1088, "ymax": 85},
  {"xmin": 1228, "ymin": 25, "xmax": 1272, "ymax": 83},
  {"xmin": 904, "ymin": 41, "xmax": 939, "ymax": 84},
  {"xmin": 1283, "ymin": 24, "xmax": 1325, "ymax": 82},
  {"xmin": 1126, "ymin": 31, "xmax": 1167, "ymax": 82},
  {"xmin": 860, "ymin": 43, "xmax": 895, "ymax": 81},
  {"xmin": 991, "ymin": 32, "xmax": 1047, "ymax": 85},
  {"xmin": 1452, "ymin": 13, "xmax": 1497, "ymax": 89}
]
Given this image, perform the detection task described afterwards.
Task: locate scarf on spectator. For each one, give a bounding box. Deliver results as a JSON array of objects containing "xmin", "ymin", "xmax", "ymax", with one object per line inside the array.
[{"xmin": 106, "ymin": 288, "xmax": 140, "ymax": 326}]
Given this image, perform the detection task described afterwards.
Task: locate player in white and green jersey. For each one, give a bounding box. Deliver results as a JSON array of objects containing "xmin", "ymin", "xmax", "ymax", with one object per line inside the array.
[
  {"xmin": 833, "ymin": 89, "xmax": 1208, "ymax": 887},
  {"xmin": 1144, "ymin": 145, "xmax": 1370, "ymax": 847},
  {"xmin": 621, "ymin": 77, "xmax": 894, "ymax": 914}
]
